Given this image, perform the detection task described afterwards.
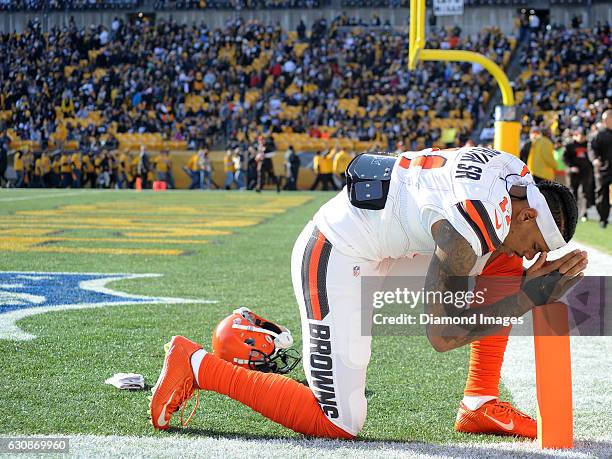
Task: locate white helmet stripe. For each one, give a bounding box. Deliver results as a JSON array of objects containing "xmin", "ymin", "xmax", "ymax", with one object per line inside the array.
[{"xmin": 231, "ymin": 323, "xmax": 294, "ymax": 349}]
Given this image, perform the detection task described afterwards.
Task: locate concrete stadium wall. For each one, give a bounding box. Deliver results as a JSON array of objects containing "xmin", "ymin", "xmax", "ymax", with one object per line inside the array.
[{"xmin": 2, "ymin": 5, "xmax": 610, "ymax": 35}]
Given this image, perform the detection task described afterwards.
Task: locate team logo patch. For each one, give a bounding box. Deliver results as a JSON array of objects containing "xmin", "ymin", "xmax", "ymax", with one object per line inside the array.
[{"xmin": 0, "ymin": 271, "xmax": 215, "ymax": 341}]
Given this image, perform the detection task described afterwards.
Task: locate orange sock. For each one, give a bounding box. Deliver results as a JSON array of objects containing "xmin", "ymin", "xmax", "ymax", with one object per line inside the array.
[
  {"xmin": 464, "ymin": 253, "xmax": 523, "ymax": 397},
  {"xmin": 197, "ymin": 352, "xmax": 353, "ymax": 439}
]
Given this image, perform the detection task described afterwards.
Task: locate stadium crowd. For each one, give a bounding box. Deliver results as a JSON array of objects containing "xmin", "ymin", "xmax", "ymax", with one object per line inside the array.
[
  {"xmin": 513, "ymin": 21, "xmax": 611, "ymax": 227},
  {"xmin": 0, "ymin": 15, "xmax": 509, "ymax": 156},
  {"xmin": 516, "ymin": 22, "xmax": 610, "ymax": 134},
  {"xmin": 0, "ymin": 0, "xmax": 321, "ymax": 10},
  {"xmin": 0, "ymin": 0, "xmax": 138, "ymax": 11},
  {"xmin": 0, "ymin": 12, "xmax": 610, "ymax": 226}
]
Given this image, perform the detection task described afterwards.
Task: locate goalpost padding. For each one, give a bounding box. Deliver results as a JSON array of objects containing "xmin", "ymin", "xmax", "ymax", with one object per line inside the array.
[{"xmin": 533, "ymin": 303, "xmax": 574, "ymax": 449}]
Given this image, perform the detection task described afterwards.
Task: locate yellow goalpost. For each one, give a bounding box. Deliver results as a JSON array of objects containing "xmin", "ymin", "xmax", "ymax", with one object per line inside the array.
[{"xmin": 408, "ymin": 0, "xmax": 520, "ymax": 156}]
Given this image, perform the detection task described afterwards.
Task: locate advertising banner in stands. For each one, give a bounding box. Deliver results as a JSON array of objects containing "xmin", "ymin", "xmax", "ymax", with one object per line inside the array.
[{"xmin": 433, "ymin": 0, "xmax": 464, "ymax": 16}]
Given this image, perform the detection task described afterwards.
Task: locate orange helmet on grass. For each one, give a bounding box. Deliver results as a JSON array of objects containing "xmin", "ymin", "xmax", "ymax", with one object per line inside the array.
[{"xmin": 212, "ymin": 307, "xmax": 300, "ymax": 374}]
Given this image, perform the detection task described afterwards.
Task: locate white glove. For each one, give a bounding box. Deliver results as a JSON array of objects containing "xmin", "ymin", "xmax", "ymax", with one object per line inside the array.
[{"xmin": 105, "ymin": 373, "xmax": 145, "ymax": 390}]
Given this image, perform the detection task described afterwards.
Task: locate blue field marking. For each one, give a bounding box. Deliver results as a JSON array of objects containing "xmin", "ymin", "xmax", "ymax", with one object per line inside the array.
[{"xmin": 0, "ymin": 271, "xmax": 215, "ymax": 340}]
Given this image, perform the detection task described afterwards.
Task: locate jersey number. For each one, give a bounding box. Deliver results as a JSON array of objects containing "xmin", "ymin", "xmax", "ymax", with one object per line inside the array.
[
  {"xmin": 399, "ymin": 154, "xmax": 447, "ymax": 170},
  {"xmin": 455, "ymin": 163, "xmax": 482, "ymax": 180}
]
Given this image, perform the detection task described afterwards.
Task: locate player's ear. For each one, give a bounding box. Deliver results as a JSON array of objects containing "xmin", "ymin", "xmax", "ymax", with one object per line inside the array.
[{"xmin": 519, "ymin": 207, "xmax": 538, "ymax": 223}]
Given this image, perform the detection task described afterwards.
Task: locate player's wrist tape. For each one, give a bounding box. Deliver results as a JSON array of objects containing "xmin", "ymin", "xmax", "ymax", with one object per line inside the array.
[{"xmin": 521, "ymin": 270, "xmax": 563, "ymax": 306}]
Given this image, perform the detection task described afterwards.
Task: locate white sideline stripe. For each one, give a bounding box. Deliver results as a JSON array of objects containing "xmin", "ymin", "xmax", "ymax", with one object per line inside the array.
[
  {"xmin": 502, "ymin": 241, "xmax": 612, "ymax": 443},
  {"xmin": 3, "ymin": 434, "xmax": 609, "ymax": 458},
  {"xmin": 0, "ymin": 190, "xmax": 104, "ymax": 202}
]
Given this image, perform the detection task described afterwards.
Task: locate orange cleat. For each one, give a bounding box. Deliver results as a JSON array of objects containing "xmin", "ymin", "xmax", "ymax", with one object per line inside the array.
[
  {"xmin": 454, "ymin": 400, "xmax": 537, "ymax": 438},
  {"xmin": 149, "ymin": 336, "xmax": 202, "ymax": 430}
]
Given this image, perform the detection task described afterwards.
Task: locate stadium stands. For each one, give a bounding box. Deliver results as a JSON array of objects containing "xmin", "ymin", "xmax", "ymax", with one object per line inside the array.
[
  {"xmin": 0, "ymin": 0, "xmax": 322, "ymax": 10},
  {"xmin": 0, "ymin": 0, "xmax": 139, "ymax": 11},
  {"xmin": 0, "ymin": 16, "xmax": 514, "ymax": 155},
  {"xmin": 515, "ymin": 22, "xmax": 611, "ymax": 137},
  {"xmin": 1, "ymin": 7, "xmax": 608, "ymax": 191}
]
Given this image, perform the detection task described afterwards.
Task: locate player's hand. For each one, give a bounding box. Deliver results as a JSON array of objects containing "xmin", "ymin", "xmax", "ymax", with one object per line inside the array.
[
  {"xmin": 525, "ymin": 249, "xmax": 588, "ymax": 280},
  {"xmin": 523, "ymin": 250, "xmax": 588, "ymax": 306}
]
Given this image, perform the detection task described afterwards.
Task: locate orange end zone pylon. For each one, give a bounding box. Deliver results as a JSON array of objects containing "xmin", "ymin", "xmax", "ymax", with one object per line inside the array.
[{"xmin": 532, "ymin": 302, "xmax": 574, "ymax": 449}]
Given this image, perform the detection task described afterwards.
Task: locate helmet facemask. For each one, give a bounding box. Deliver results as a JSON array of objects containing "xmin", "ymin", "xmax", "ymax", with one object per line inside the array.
[
  {"xmin": 247, "ymin": 347, "xmax": 301, "ymax": 374},
  {"xmin": 228, "ymin": 307, "xmax": 302, "ymax": 374}
]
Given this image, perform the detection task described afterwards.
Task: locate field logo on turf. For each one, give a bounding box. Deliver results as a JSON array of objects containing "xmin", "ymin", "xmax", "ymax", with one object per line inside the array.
[{"xmin": 0, "ymin": 272, "xmax": 216, "ymax": 341}]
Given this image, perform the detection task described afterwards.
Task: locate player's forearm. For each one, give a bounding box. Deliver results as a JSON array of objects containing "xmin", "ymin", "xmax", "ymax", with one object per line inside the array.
[
  {"xmin": 426, "ymin": 220, "xmax": 534, "ymax": 351},
  {"xmin": 424, "ymin": 290, "xmax": 533, "ymax": 352}
]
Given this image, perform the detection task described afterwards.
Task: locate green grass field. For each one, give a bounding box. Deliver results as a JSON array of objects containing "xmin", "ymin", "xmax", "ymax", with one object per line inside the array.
[
  {"xmin": 573, "ymin": 220, "xmax": 612, "ymax": 255},
  {"xmin": 0, "ymin": 189, "xmax": 603, "ymax": 446}
]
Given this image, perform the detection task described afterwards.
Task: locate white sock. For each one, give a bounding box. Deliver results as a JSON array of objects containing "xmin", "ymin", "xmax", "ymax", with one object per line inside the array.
[
  {"xmin": 462, "ymin": 395, "xmax": 497, "ymax": 411},
  {"xmin": 190, "ymin": 349, "xmax": 207, "ymax": 387}
]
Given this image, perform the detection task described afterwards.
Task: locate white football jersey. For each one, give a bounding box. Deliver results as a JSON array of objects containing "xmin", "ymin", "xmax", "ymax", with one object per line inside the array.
[{"xmin": 313, "ymin": 146, "xmax": 533, "ymax": 265}]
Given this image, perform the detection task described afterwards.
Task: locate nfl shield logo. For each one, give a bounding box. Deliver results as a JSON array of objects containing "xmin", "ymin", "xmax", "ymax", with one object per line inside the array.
[
  {"xmin": 353, "ymin": 266, "xmax": 360, "ymax": 277},
  {"xmin": 0, "ymin": 271, "xmax": 215, "ymax": 341}
]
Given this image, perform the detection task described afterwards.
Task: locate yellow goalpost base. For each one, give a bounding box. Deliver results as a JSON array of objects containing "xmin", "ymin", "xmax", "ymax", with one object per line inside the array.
[{"xmin": 494, "ymin": 121, "xmax": 521, "ymax": 157}]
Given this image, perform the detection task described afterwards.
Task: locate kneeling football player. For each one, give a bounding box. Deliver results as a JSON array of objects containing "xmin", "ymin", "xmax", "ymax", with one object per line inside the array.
[{"xmin": 149, "ymin": 146, "xmax": 586, "ymax": 439}]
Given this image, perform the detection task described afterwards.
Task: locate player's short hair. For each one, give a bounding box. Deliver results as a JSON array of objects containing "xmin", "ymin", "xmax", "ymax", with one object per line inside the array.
[{"xmin": 536, "ymin": 180, "xmax": 578, "ymax": 243}]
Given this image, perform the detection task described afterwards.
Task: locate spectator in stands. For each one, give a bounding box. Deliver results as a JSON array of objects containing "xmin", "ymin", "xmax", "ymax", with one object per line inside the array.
[
  {"xmin": 517, "ymin": 10, "xmax": 529, "ymax": 43},
  {"xmin": 199, "ymin": 149, "xmax": 213, "ymax": 190},
  {"xmin": 332, "ymin": 147, "xmax": 351, "ymax": 188},
  {"xmin": 297, "ymin": 20, "xmax": 306, "ymax": 41},
  {"xmin": 552, "ymin": 136, "xmax": 566, "ymax": 184},
  {"xmin": 71, "ymin": 150, "xmax": 82, "ymax": 188},
  {"xmin": 310, "ymin": 149, "xmax": 336, "ymax": 191},
  {"xmin": 33, "ymin": 154, "xmax": 43, "ymax": 188},
  {"xmin": 50, "ymin": 153, "xmax": 60, "ymax": 187},
  {"xmin": 60, "ymin": 151, "xmax": 72, "ymax": 188},
  {"xmin": 571, "ymin": 15, "xmax": 583, "ymax": 30},
  {"xmin": 96, "ymin": 150, "xmax": 112, "ymax": 188},
  {"xmin": 137, "ymin": 146, "xmax": 151, "ymax": 189},
  {"xmin": 40, "ymin": 152, "xmax": 51, "ymax": 188},
  {"xmin": 184, "ymin": 151, "xmax": 201, "ymax": 190},
  {"xmin": 284, "ymin": 145, "xmax": 300, "ymax": 191},
  {"xmin": 0, "ymin": 134, "xmax": 7, "ymax": 187},
  {"xmin": 309, "ymin": 151, "xmax": 323, "ymax": 191},
  {"xmin": 233, "ymin": 147, "xmax": 245, "ymax": 190},
  {"xmin": 428, "ymin": 12, "xmax": 437, "ymax": 35},
  {"xmin": 155, "ymin": 150, "xmax": 175, "ymax": 189},
  {"xmin": 591, "ymin": 109, "xmax": 612, "ymax": 228},
  {"xmin": 115, "ymin": 150, "xmax": 129, "ymax": 189},
  {"xmin": 224, "ymin": 150, "xmax": 236, "ymax": 190},
  {"xmin": 23, "ymin": 149, "xmax": 34, "ymax": 187},
  {"xmin": 528, "ymin": 11, "xmax": 540, "ymax": 35},
  {"xmin": 82, "ymin": 151, "xmax": 96, "ymax": 188},
  {"xmin": 563, "ymin": 128, "xmax": 594, "ymax": 222}
]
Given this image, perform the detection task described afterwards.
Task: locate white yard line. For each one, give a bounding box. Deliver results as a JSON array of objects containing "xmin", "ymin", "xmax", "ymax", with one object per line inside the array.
[
  {"xmin": 1, "ymin": 434, "xmax": 608, "ymax": 458},
  {"xmin": 502, "ymin": 241, "xmax": 612, "ymax": 444}
]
